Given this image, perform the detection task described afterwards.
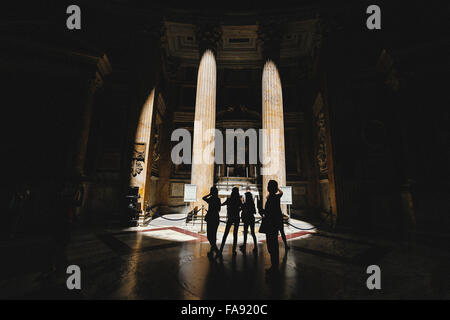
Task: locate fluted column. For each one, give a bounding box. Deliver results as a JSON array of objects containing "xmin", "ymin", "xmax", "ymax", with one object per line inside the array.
[
  {"xmin": 261, "ymin": 60, "xmax": 286, "ymax": 208},
  {"xmin": 131, "ymin": 89, "xmax": 155, "ymax": 207},
  {"xmin": 191, "ymin": 50, "xmax": 217, "ymax": 209}
]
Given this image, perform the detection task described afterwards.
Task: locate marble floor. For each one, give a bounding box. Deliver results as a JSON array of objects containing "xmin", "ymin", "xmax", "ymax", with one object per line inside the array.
[{"xmin": 1, "ymin": 215, "xmax": 449, "ymax": 299}]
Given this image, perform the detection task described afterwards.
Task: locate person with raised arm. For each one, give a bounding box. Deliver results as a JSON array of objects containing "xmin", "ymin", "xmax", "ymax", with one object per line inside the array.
[
  {"xmin": 202, "ymin": 186, "xmax": 221, "ymax": 256},
  {"xmin": 258, "ymin": 180, "xmax": 283, "ymax": 274}
]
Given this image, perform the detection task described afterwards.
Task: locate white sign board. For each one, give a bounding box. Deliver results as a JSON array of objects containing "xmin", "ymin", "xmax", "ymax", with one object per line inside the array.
[
  {"xmin": 183, "ymin": 184, "xmax": 197, "ymax": 202},
  {"xmin": 280, "ymin": 186, "xmax": 292, "ymax": 205}
]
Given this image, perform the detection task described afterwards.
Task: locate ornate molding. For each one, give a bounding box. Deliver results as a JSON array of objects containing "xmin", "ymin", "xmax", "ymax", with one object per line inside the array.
[
  {"xmin": 316, "ymin": 111, "xmax": 328, "ymax": 175},
  {"xmin": 131, "ymin": 142, "xmax": 146, "ymax": 177},
  {"xmin": 131, "ymin": 160, "xmax": 144, "ymax": 177}
]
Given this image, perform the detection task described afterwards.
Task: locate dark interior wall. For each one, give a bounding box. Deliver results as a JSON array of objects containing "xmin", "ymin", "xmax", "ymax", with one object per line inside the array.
[
  {"xmin": 0, "ymin": 66, "xmax": 89, "ymax": 231},
  {"xmin": 0, "ymin": 0, "xmax": 164, "ymax": 228},
  {"xmin": 403, "ymin": 70, "xmax": 450, "ymax": 234},
  {"xmin": 316, "ymin": 0, "xmax": 450, "ymax": 236}
]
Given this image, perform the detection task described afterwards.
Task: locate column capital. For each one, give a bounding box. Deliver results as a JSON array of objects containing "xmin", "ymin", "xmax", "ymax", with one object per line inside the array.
[
  {"xmin": 194, "ymin": 23, "xmax": 222, "ymax": 56},
  {"xmin": 257, "ymin": 20, "xmax": 283, "ymax": 63}
]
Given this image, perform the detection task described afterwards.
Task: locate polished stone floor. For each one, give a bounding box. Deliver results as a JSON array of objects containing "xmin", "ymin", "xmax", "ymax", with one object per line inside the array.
[{"xmin": 1, "ymin": 216, "xmax": 449, "ymax": 299}]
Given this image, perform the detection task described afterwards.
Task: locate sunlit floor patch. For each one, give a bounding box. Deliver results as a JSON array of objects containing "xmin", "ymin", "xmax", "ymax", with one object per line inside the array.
[
  {"xmin": 141, "ymin": 229, "xmax": 198, "ymax": 242},
  {"xmin": 127, "ymin": 214, "xmax": 316, "ymax": 244}
]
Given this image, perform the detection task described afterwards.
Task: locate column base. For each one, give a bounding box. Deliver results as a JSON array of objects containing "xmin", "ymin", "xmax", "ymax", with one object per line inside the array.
[{"xmin": 138, "ymin": 211, "xmax": 146, "ymax": 227}]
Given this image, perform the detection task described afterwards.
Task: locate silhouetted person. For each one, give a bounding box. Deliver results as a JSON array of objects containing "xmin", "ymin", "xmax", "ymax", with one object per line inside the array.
[
  {"xmin": 202, "ymin": 186, "xmax": 221, "ymax": 255},
  {"xmin": 279, "ymin": 216, "xmax": 290, "ymax": 251},
  {"xmin": 259, "ymin": 180, "xmax": 283, "ymax": 274},
  {"xmin": 240, "ymin": 187, "xmax": 258, "ymax": 255},
  {"xmin": 217, "ymin": 187, "xmax": 242, "ymax": 257}
]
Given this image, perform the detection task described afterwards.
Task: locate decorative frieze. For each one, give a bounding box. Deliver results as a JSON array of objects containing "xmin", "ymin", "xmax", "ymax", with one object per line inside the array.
[{"xmin": 316, "ymin": 111, "xmax": 328, "ymax": 175}]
